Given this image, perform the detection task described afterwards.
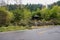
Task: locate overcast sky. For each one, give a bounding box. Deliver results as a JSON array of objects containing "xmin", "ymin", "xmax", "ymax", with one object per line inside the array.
[
  {"xmin": 22, "ymin": 0, "xmax": 59, "ymax": 5},
  {"xmin": 4, "ymin": 0, "xmax": 59, "ymax": 5}
]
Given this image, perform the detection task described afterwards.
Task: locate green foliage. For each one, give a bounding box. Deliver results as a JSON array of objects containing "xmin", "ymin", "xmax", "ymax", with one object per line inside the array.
[
  {"xmin": 41, "ymin": 8, "xmax": 51, "ymax": 20},
  {"xmin": 20, "ymin": 9, "xmax": 32, "ymax": 26},
  {"xmin": 0, "ymin": 2, "xmax": 60, "ymax": 32},
  {"xmin": 12, "ymin": 9, "xmax": 22, "ymax": 22},
  {"xmin": 50, "ymin": 6, "xmax": 59, "ymax": 19},
  {"xmin": 0, "ymin": 7, "xmax": 7, "ymax": 10},
  {"xmin": 0, "ymin": 26, "xmax": 27, "ymax": 32},
  {"xmin": 23, "ymin": 9, "xmax": 31, "ymax": 20},
  {"xmin": 25, "ymin": 4, "xmax": 43, "ymax": 12},
  {"xmin": 0, "ymin": 4, "xmax": 60, "ymax": 28},
  {"xmin": 0, "ymin": 7, "xmax": 14, "ymax": 26},
  {"xmin": 32, "ymin": 8, "xmax": 42, "ymax": 20}
]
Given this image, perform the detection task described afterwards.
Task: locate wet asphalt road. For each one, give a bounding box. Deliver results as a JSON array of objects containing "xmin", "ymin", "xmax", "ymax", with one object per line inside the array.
[{"xmin": 0, "ymin": 26, "xmax": 60, "ymax": 40}]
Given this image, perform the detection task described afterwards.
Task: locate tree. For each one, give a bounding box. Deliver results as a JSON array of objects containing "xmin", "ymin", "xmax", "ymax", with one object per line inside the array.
[
  {"xmin": 40, "ymin": 8, "xmax": 51, "ymax": 21},
  {"xmin": 56, "ymin": 1, "xmax": 60, "ymax": 6},
  {"xmin": 20, "ymin": 9, "xmax": 32, "ymax": 26},
  {"xmin": 11, "ymin": 9, "xmax": 22, "ymax": 26},
  {"xmin": 50, "ymin": 6, "xmax": 59, "ymax": 19},
  {"xmin": 0, "ymin": 7, "xmax": 13, "ymax": 27},
  {"xmin": 7, "ymin": 5, "xmax": 17, "ymax": 11},
  {"xmin": 49, "ymin": 6, "xmax": 60, "ymax": 24}
]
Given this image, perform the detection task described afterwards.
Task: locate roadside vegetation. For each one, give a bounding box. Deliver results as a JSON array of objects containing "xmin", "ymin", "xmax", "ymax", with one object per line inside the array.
[
  {"xmin": 0, "ymin": 26, "xmax": 30, "ymax": 32},
  {"xmin": 0, "ymin": 1, "xmax": 60, "ymax": 32}
]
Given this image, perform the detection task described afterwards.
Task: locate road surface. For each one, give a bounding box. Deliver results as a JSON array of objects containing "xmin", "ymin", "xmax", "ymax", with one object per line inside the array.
[{"xmin": 0, "ymin": 26, "xmax": 60, "ymax": 40}]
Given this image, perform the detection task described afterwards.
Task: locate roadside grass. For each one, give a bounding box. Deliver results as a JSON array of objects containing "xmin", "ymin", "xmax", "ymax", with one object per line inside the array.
[
  {"xmin": 0, "ymin": 26, "xmax": 27, "ymax": 32},
  {"xmin": 0, "ymin": 25, "xmax": 56, "ymax": 32},
  {"xmin": 31, "ymin": 25, "xmax": 50, "ymax": 29}
]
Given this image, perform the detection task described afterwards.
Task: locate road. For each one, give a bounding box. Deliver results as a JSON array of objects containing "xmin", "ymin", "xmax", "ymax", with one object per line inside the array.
[{"xmin": 0, "ymin": 26, "xmax": 60, "ymax": 40}]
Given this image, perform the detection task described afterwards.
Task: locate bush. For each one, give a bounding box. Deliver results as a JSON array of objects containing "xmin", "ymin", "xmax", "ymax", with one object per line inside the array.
[{"xmin": 0, "ymin": 9, "xmax": 14, "ymax": 27}]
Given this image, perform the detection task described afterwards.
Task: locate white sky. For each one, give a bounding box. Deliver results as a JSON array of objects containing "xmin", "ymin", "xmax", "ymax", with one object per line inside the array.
[
  {"xmin": 4, "ymin": 0, "xmax": 59, "ymax": 5},
  {"xmin": 22, "ymin": 0, "xmax": 59, "ymax": 5}
]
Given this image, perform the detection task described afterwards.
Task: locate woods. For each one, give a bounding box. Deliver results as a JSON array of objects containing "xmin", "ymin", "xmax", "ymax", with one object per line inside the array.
[
  {"xmin": 0, "ymin": 1, "xmax": 60, "ymax": 27},
  {"xmin": 0, "ymin": 6, "xmax": 60, "ymax": 27},
  {"xmin": 0, "ymin": 0, "xmax": 60, "ymax": 32}
]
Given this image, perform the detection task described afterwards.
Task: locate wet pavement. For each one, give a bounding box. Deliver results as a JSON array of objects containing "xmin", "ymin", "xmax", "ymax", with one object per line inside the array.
[{"xmin": 0, "ymin": 26, "xmax": 60, "ymax": 40}]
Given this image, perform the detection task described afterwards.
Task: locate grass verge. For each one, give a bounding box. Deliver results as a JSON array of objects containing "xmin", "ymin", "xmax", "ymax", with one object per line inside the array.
[{"xmin": 0, "ymin": 26, "xmax": 29, "ymax": 32}]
